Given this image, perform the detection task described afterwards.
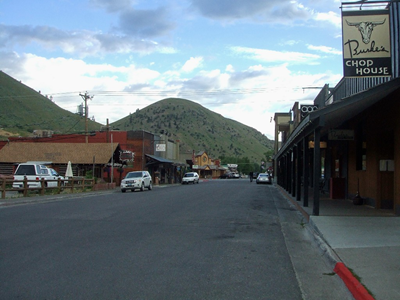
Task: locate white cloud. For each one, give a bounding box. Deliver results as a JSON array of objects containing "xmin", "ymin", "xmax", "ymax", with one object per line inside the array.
[
  {"xmin": 230, "ymin": 46, "xmax": 320, "ymax": 64},
  {"xmin": 307, "ymin": 44, "xmax": 342, "ymax": 55},
  {"xmin": 314, "ymin": 11, "xmax": 341, "ymax": 28},
  {"xmin": 181, "ymin": 57, "xmax": 204, "ymax": 72},
  {"xmin": 225, "ymin": 64, "xmax": 234, "ymax": 73}
]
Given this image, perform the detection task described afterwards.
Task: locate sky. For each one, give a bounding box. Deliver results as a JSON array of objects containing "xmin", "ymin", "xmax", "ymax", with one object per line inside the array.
[{"xmin": 0, "ymin": 0, "xmax": 348, "ymax": 139}]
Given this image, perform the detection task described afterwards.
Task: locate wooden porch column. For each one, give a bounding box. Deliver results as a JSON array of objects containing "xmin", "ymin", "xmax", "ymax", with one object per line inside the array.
[
  {"xmin": 303, "ymin": 138, "xmax": 309, "ymax": 207},
  {"xmin": 296, "ymin": 143, "xmax": 302, "ymax": 201},
  {"xmin": 313, "ymin": 127, "xmax": 321, "ymax": 216}
]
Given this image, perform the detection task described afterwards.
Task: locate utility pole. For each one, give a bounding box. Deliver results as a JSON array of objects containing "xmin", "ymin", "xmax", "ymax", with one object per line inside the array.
[{"xmin": 79, "ymin": 92, "xmax": 94, "ymax": 143}]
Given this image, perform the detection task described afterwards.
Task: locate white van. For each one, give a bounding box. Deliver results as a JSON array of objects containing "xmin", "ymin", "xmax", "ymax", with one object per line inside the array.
[{"xmin": 12, "ymin": 163, "xmax": 64, "ymax": 189}]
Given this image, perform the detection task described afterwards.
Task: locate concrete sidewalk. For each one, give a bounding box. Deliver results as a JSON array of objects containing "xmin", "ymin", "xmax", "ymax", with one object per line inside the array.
[{"xmin": 278, "ymin": 186, "xmax": 400, "ymax": 300}]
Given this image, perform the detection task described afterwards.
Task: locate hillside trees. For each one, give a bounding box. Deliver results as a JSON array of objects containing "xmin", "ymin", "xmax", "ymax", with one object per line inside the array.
[{"xmin": 219, "ymin": 156, "xmax": 260, "ymax": 175}]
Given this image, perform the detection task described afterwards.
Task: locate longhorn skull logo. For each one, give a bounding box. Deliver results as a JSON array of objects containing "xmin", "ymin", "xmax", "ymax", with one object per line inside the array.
[{"xmin": 346, "ymin": 19, "xmax": 386, "ymax": 44}]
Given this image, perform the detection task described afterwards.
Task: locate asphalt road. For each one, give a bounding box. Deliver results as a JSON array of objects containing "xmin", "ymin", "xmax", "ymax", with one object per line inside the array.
[{"xmin": 0, "ymin": 179, "xmax": 353, "ymax": 300}]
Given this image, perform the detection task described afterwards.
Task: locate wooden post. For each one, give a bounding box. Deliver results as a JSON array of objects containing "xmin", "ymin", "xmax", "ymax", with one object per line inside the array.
[
  {"xmin": 1, "ymin": 178, "xmax": 5, "ymax": 199},
  {"xmin": 40, "ymin": 178, "xmax": 45, "ymax": 196},
  {"xmin": 313, "ymin": 126, "xmax": 321, "ymax": 216},
  {"xmin": 23, "ymin": 176, "xmax": 28, "ymax": 197},
  {"xmin": 57, "ymin": 178, "xmax": 62, "ymax": 194}
]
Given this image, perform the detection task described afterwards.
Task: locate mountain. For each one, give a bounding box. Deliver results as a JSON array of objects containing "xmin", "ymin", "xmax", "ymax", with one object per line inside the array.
[
  {"xmin": 0, "ymin": 71, "xmax": 101, "ymax": 138},
  {"xmin": 0, "ymin": 71, "xmax": 273, "ymax": 162},
  {"xmin": 110, "ymin": 98, "xmax": 274, "ymax": 162}
]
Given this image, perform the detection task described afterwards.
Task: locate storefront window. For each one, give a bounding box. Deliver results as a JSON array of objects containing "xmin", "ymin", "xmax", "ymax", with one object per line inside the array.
[{"xmin": 356, "ymin": 126, "xmax": 367, "ymax": 171}]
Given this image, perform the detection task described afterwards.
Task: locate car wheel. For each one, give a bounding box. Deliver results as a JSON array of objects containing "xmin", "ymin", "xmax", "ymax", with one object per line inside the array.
[
  {"xmin": 148, "ymin": 182, "xmax": 152, "ymax": 190},
  {"xmin": 121, "ymin": 189, "xmax": 126, "ymax": 193},
  {"xmin": 140, "ymin": 182, "xmax": 145, "ymax": 191}
]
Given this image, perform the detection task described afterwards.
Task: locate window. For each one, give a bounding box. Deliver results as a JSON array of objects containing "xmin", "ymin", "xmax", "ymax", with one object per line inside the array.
[
  {"xmin": 15, "ymin": 165, "xmax": 35, "ymax": 175},
  {"xmin": 356, "ymin": 126, "xmax": 366, "ymax": 171}
]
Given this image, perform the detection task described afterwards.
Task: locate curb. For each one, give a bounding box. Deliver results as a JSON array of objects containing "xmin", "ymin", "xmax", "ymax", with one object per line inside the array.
[
  {"xmin": 334, "ymin": 262, "xmax": 375, "ymax": 300},
  {"xmin": 276, "ymin": 185, "xmax": 376, "ymax": 300}
]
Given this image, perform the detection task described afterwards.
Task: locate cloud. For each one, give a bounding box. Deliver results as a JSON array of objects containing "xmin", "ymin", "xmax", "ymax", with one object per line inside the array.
[
  {"xmin": 118, "ymin": 7, "xmax": 177, "ymax": 38},
  {"xmin": 190, "ymin": 0, "xmax": 311, "ymax": 23},
  {"xmin": 230, "ymin": 46, "xmax": 320, "ymax": 64},
  {"xmin": 190, "ymin": 0, "xmax": 273, "ymax": 19},
  {"xmin": 0, "ymin": 24, "xmax": 175, "ymax": 57},
  {"xmin": 181, "ymin": 57, "xmax": 204, "ymax": 72},
  {"xmin": 307, "ymin": 44, "xmax": 342, "ymax": 55},
  {"xmin": 314, "ymin": 11, "xmax": 341, "ymax": 28},
  {"xmin": 89, "ymin": 0, "xmax": 135, "ymax": 13}
]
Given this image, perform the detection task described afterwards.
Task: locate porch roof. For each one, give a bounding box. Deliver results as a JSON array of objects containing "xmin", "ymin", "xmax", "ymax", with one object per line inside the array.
[
  {"xmin": 0, "ymin": 142, "xmax": 119, "ymax": 164},
  {"xmin": 145, "ymin": 154, "xmax": 188, "ymax": 167},
  {"xmin": 145, "ymin": 154, "xmax": 173, "ymax": 164},
  {"xmin": 277, "ymin": 77, "xmax": 400, "ymax": 158}
]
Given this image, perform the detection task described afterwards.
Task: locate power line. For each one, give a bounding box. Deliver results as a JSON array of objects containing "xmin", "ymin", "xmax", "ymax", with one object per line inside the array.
[{"xmin": 0, "ymin": 86, "xmax": 323, "ymax": 102}]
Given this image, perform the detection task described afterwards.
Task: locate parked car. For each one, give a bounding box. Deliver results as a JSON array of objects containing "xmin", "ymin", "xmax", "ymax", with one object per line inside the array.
[
  {"xmin": 256, "ymin": 173, "xmax": 271, "ymax": 184},
  {"xmin": 121, "ymin": 171, "xmax": 152, "ymax": 192},
  {"xmin": 12, "ymin": 162, "xmax": 63, "ymax": 189},
  {"xmin": 231, "ymin": 172, "xmax": 240, "ymax": 179},
  {"xmin": 219, "ymin": 173, "xmax": 230, "ymax": 179},
  {"xmin": 182, "ymin": 172, "xmax": 199, "ymax": 184}
]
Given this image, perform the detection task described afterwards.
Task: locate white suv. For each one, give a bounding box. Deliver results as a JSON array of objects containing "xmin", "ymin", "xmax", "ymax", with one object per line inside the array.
[
  {"xmin": 182, "ymin": 172, "xmax": 199, "ymax": 184},
  {"xmin": 121, "ymin": 171, "xmax": 152, "ymax": 193},
  {"xmin": 13, "ymin": 163, "xmax": 64, "ymax": 189}
]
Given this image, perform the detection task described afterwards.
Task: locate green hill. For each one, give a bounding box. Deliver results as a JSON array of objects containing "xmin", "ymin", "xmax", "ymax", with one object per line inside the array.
[
  {"xmin": 0, "ymin": 71, "xmax": 101, "ymax": 138},
  {"xmin": 110, "ymin": 98, "xmax": 274, "ymax": 162},
  {"xmin": 0, "ymin": 71, "xmax": 273, "ymax": 163}
]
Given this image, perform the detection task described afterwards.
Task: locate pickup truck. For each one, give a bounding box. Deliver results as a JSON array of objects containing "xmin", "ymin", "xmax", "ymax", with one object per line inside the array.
[{"xmin": 12, "ymin": 163, "xmax": 64, "ymax": 189}]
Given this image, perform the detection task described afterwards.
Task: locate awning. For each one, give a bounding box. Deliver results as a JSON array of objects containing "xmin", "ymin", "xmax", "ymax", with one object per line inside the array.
[
  {"xmin": 276, "ymin": 77, "xmax": 400, "ymax": 158},
  {"xmin": 145, "ymin": 154, "xmax": 188, "ymax": 167},
  {"xmin": 145, "ymin": 154, "xmax": 173, "ymax": 166},
  {"xmin": 314, "ymin": 77, "xmax": 400, "ymax": 131}
]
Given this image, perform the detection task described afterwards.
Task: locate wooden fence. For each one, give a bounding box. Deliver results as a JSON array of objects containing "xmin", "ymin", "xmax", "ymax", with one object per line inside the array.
[{"xmin": 1, "ymin": 177, "xmax": 95, "ymax": 199}]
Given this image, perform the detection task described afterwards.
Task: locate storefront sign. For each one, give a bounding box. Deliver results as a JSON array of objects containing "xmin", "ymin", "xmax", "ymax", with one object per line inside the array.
[
  {"xmin": 156, "ymin": 144, "xmax": 166, "ymax": 151},
  {"xmin": 342, "ymin": 9, "xmax": 391, "ymax": 77},
  {"xmin": 328, "ymin": 129, "xmax": 354, "ymax": 140},
  {"xmin": 120, "ymin": 150, "xmax": 134, "ymax": 161}
]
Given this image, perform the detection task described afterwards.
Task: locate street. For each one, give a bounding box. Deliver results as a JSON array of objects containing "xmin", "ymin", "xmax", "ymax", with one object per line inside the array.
[{"xmin": 0, "ymin": 179, "xmax": 352, "ymax": 300}]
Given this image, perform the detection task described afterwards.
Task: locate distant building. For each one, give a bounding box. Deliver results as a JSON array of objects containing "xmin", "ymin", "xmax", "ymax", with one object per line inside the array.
[{"xmin": 191, "ymin": 151, "xmax": 226, "ymax": 179}]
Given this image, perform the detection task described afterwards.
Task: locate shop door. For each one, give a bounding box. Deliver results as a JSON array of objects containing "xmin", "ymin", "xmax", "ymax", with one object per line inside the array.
[
  {"xmin": 378, "ymin": 131, "xmax": 394, "ymax": 209},
  {"xmin": 379, "ymin": 160, "xmax": 394, "ymax": 209}
]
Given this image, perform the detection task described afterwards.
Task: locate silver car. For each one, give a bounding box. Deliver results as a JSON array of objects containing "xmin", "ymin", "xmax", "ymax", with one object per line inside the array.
[
  {"xmin": 256, "ymin": 173, "xmax": 271, "ymax": 184},
  {"xmin": 121, "ymin": 171, "xmax": 152, "ymax": 192}
]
